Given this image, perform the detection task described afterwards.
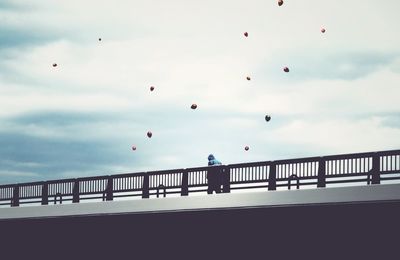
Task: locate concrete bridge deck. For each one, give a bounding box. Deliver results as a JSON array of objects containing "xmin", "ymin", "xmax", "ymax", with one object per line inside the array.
[
  {"xmin": 1, "ymin": 184, "xmax": 399, "ymax": 259},
  {"xmin": 1, "ymin": 183, "xmax": 399, "ymax": 219}
]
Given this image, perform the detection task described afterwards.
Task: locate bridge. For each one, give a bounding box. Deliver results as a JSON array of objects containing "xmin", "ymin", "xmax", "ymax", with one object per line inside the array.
[
  {"xmin": 1, "ymin": 149, "xmax": 399, "ymax": 207},
  {"xmin": 1, "ymin": 149, "xmax": 399, "ymax": 258}
]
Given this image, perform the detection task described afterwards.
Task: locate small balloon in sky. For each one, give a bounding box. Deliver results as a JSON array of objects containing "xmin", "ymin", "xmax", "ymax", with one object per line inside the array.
[
  {"xmin": 265, "ymin": 115, "xmax": 271, "ymax": 122},
  {"xmin": 131, "ymin": 145, "xmax": 137, "ymax": 151},
  {"xmin": 246, "ymin": 76, "xmax": 251, "ymax": 81},
  {"xmin": 283, "ymin": 67, "xmax": 289, "ymax": 73},
  {"xmin": 150, "ymin": 86, "xmax": 155, "ymax": 92},
  {"xmin": 321, "ymin": 28, "xmax": 326, "ymax": 33},
  {"xmin": 52, "ymin": 63, "xmax": 57, "ymax": 67},
  {"xmin": 98, "ymin": 38, "xmax": 102, "ymax": 41},
  {"xmin": 147, "ymin": 131, "xmax": 153, "ymax": 138},
  {"xmin": 278, "ymin": 0, "xmax": 284, "ymax": 6},
  {"xmin": 245, "ymin": 146, "xmax": 249, "ymax": 151},
  {"xmin": 191, "ymin": 104, "xmax": 197, "ymax": 110},
  {"xmin": 244, "ymin": 32, "xmax": 248, "ymax": 37}
]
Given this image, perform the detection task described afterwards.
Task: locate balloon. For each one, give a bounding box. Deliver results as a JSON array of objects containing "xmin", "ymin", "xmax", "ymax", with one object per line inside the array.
[
  {"xmin": 245, "ymin": 146, "xmax": 249, "ymax": 151},
  {"xmin": 150, "ymin": 86, "xmax": 155, "ymax": 91},
  {"xmin": 244, "ymin": 32, "xmax": 248, "ymax": 37},
  {"xmin": 278, "ymin": 0, "xmax": 284, "ymax": 6},
  {"xmin": 321, "ymin": 28, "xmax": 326, "ymax": 33},
  {"xmin": 98, "ymin": 38, "xmax": 102, "ymax": 41},
  {"xmin": 265, "ymin": 115, "xmax": 271, "ymax": 122},
  {"xmin": 191, "ymin": 104, "xmax": 197, "ymax": 109},
  {"xmin": 52, "ymin": 63, "xmax": 57, "ymax": 67},
  {"xmin": 131, "ymin": 145, "xmax": 137, "ymax": 151},
  {"xmin": 147, "ymin": 131, "xmax": 152, "ymax": 138},
  {"xmin": 246, "ymin": 76, "xmax": 251, "ymax": 81},
  {"xmin": 283, "ymin": 67, "xmax": 289, "ymax": 73}
]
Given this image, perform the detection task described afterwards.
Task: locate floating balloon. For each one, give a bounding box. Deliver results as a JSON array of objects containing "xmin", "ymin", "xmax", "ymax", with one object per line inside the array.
[
  {"xmin": 52, "ymin": 63, "xmax": 57, "ymax": 67},
  {"xmin": 283, "ymin": 67, "xmax": 289, "ymax": 73},
  {"xmin": 131, "ymin": 145, "xmax": 137, "ymax": 151},
  {"xmin": 278, "ymin": 0, "xmax": 284, "ymax": 6},
  {"xmin": 265, "ymin": 115, "xmax": 271, "ymax": 122},
  {"xmin": 150, "ymin": 86, "xmax": 155, "ymax": 91},
  {"xmin": 321, "ymin": 28, "xmax": 326, "ymax": 33},
  {"xmin": 191, "ymin": 104, "xmax": 197, "ymax": 109},
  {"xmin": 147, "ymin": 131, "xmax": 152, "ymax": 138},
  {"xmin": 246, "ymin": 76, "xmax": 251, "ymax": 81},
  {"xmin": 244, "ymin": 32, "xmax": 248, "ymax": 37},
  {"xmin": 245, "ymin": 146, "xmax": 249, "ymax": 151},
  {"xmin": 98, "ymin": 38, "xmax": 102, "ymax": 41}
]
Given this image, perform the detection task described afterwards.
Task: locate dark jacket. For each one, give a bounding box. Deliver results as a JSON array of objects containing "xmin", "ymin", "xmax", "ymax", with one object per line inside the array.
[{"xmin": 207, "ymin": 154, "xmax": 222, "ymax": 181}]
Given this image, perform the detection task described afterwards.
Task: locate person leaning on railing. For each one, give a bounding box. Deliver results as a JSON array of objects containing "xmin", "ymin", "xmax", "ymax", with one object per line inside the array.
[{"xmin": 207, "ymin": 154, "xmax": 222, "ymax": 194}]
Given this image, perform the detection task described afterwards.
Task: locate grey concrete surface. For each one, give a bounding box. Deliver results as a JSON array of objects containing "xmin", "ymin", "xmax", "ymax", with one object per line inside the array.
[{"xmin": 1, "ymin": 183, "xmax": 399, "ymax": 220}]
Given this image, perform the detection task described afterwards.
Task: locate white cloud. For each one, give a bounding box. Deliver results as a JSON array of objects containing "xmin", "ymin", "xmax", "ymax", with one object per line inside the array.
[
  {"xmin": 0, "ymin": 170, "xmax": 40, "ymax": 178},
  {"xmin": 271, "ymin": 116, "xmax": 400, "ymax": 154}
]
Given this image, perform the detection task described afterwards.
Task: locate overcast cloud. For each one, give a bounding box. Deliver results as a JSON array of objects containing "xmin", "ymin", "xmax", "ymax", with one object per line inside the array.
[{"xmin": 1, "ymin": 0, "xmax": 400, "ymax": 184}]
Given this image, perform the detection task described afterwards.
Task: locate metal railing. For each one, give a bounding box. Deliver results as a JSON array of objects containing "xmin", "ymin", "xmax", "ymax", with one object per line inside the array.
[{"xmin": 1, "ymin": 149, "xmax": 399, "ymax": 207}]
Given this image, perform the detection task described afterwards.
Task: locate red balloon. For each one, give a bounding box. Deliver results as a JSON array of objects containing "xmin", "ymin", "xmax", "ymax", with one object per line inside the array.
[
  {"xmin": 244, "ymin": 32, "xmax": 248, "ymax": 37},
  {"xmin": 131, "ymin": 145, "xmax": 137, "ymax": 151},
  {"xmin": 191, "ymin": 104, "xmax": 197, "ymax": 109},
  {"xmin": 246, "ymin": 76, "xmax": 251, "ymax": 81},
  {"xmin": 147, "ymin": 131, "xmax": 152, "ymax": 138},
  {"xmin": 150, "ymin": 86, "xmax": 155, "ymax": 91},
  {"xmin": 52, "ymin": 63, "xmax": 57, "ymax": 67},
  {"xmin": 278, "ymin": 0, "xmax": 284, "ymax": 6},
  {"xmin": 283, "ymin": 67, "xmax": 289, "ymax": 73},
  {"xmin": 321, "ymin": 28, "xmax": 326, "ymax": 33},
  {"xmin": 245, "ymin": 146, "xmax": 249, "ymax": 151}
]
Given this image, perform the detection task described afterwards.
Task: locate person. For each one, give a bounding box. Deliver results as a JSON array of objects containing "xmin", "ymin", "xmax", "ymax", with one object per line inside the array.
[{"xmin": 207, "ymin": 154, "xmax": 222, "ymax": 194}]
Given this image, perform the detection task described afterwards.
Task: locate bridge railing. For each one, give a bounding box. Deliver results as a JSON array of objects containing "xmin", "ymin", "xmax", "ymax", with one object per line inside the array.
[{"xmin": 1, "ymin": 149, "xmax": 400, "ymax": 207}]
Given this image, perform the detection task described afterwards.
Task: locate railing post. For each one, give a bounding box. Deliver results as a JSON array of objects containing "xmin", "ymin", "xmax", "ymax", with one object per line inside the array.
[
  {"xmin": 106, "ymin": 177, "xmax": 114, "ymax": 201},
  {"xmin": 142, "ymin": 173, "xmax": 149, "ymax": 198},
  {"xmin": 268, "ymin": 162, "xmax": 277, "ymax": 191},
  {"xmin": 222, "ymin": 166, "xmax": 230, "ymax": 193},
  {"xmin": 11, "ymin": 185, "xmax": 20, "ymax": 207},
  {"xmin": 181, "ymin": 169, "xmax": 189, "ymax": 196},
  {"xmin": 41, "ymin": 182, "xmax": 48, "ymax": 205},
  {"xmin": 371, "ymin": 154, "xmax": 381, "ymax": 185},
  {"xmin": 317, "ymin": 157, "xmax": 326, "ymax": 188},
  {"xmin": 72, "ymin": 180, "xmax": 80, "ymax": 203}
]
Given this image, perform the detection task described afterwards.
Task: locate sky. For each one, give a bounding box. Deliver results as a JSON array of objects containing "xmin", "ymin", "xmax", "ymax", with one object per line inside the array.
[{"xmin": 1, "ymin": 0, "xmax": 400, "ymax": 184}]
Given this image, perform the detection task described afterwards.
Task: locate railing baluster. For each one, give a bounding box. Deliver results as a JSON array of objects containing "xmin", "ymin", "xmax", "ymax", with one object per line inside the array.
[
  {"xmin": 371, "ymin": 154, "xmax": 381, "ymax": 184},
  {"xmin": 181, "ymin": 170, "xmax": 189, "ymax": 196},
  {"xmin": 142, "ymin": 174, "xmax": 149, "ymax": 199},
  {"xmin": 285, "ymin": 164, "xmax": 288, "ymax": 179},
  {"xmin": 72, "ymin": 180, "xmax": 79, "ymax": 203},
  {"xmin": 318, "ymin": 158, "xmax": 326, "ymax": 188},
  {"xmin": 11, "ymin": 185, "xmax": 19, "ymax": 207},
  {"xmin": 362, "ymin": 157, "xmax": 365, "ymax": 173},
  {"xmin": 268, "ymin": 162, "xmax": 276, "ymax": 191},
  {"xmin": 106, "ymin": 177, "xmax": 113, "ymax": 201},
  {"xmin": 222, "ymin": 166, "xmax": 230, "ymax": 193}
]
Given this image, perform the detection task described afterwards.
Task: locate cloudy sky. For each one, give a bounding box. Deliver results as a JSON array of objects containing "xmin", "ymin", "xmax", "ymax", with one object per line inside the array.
[{"xmin": 1, "ymin": 0, "xmax": 400, "ymax": 184}]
